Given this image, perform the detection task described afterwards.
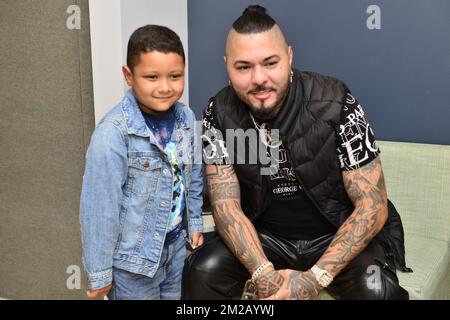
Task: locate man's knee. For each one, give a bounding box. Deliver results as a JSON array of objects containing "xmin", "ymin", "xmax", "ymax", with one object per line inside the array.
[
  {"xmin": 356, "ymin": 265, "xmax": 409, "ymax": 300},
  {"xmin": 181, "ymin": 237, "xmax": 248, "ymax": 299},
  {"xmin": 183, "ymin": 238, "xmax": 227, "ymax": 276},
  {"xmin": 182, "ymin": 241, "xmax": 222, "ymax": 300},
  {"xmin": 329, "ymin": 240, "xmax": 409, "ymax": 300},
  {"xmin": 182, "ymin": 243, "xmax": 217, "ymax": 296},
  {"xmin": 329, "ymin": 263, "xmax": 409, "ymax": 300}
]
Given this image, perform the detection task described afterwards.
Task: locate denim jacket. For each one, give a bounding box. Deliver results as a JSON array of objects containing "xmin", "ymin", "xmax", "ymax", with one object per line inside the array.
[{"xmin": 80, "ymin": 90, "xmax": 203, "ymax": 289}]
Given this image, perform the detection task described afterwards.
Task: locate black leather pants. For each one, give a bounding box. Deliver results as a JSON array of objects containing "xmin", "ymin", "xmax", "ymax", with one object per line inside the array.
[{"xmin": 181, "ymin": 227, "xmax": 409, "ymax": 300}]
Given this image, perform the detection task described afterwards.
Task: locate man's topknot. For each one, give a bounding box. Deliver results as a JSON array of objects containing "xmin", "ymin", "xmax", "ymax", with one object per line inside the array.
[
  {"xmin": 232, "ymin": 4, "xmax": 276, "ymax": 34},
  {"xmin": 242, "ymin": 4, "xmax": 267, "ymax": 15}
]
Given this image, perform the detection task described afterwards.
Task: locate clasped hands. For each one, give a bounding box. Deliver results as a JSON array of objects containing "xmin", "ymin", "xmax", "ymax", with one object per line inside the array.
[{"xmin": 256, "ymin": 268, "xmax": 322, "ymax": 300}]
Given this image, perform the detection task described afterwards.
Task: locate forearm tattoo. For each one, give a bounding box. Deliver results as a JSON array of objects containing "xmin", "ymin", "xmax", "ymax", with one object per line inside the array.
[
  {"xmin": 206, "ymin": 165, "xmax": 268, "ymax": 272},
  {"xmin": 317, "ymin": 157, "xmax": 388, "ymax": 276}
]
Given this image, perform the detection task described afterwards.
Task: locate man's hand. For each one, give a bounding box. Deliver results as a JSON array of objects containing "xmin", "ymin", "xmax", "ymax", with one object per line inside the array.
[
  {"xmin": 255, "ymin": 268, "xmax": 284, "ymax": 299},
  {"xmin": 86, "ymin": 283, "xmax": 112, "ymax": 299},
  {"xmin": 263, "ymin": 269, "xmax": 322, "ymax": 300},
  {"xmin": 190, "ymin": 232, "xmax": 204, "ymax": 250}
]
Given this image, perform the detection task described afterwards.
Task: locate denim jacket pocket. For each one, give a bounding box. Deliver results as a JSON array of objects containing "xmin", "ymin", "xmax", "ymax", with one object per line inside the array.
[{"xmin": 128, "ymin": 153, "xmax": 162, "ymax": 196}]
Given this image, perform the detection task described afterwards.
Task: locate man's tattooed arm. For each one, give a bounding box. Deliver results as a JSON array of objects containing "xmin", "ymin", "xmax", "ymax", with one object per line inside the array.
[
  {"xmin": 316, "ymin": 156, "xmax": 388, "ymax": 277},
  {"xmin": 206, "ymin": 164, "xmax": 283, "ymax": 297},
  {"xmin": 264, "ymin": 157, "xmax": 388, "ymax": 300}
]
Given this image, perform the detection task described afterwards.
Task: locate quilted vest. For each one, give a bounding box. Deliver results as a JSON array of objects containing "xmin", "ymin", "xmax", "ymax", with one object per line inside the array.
[{"xmin": 212, "ymin": 69, "xmax": 353, "ymax": 226}]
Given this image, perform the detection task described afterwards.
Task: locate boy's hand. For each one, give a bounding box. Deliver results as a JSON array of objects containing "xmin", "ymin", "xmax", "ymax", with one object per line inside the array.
[
  {"xmin": 190, "ymin": 232, "xmax": 204, "ymax": 250},
  {"xmin": 86, "ymin": 283, "xmax": 112, "ymax": 299}
]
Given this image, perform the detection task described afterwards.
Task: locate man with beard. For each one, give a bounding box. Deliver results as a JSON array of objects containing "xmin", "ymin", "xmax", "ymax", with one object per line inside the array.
[{"xmin": 182, "ymin": 5, "xmax": 411, "ymax": 300}]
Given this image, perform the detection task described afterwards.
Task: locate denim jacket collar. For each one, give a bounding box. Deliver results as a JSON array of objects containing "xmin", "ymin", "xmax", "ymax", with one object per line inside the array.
[{"xmin": 121, "ymin": 89, "xmax": 190, "ymax": 137}]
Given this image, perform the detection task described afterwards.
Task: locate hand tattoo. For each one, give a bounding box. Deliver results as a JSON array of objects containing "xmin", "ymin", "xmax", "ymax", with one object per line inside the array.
[
  {"xmin": 256, "ymin": 269, "xmax": 284, "ymax": 299},
  {"xmin": 283, "ymin": 270, "xmax": 320, "ymax": 300}
]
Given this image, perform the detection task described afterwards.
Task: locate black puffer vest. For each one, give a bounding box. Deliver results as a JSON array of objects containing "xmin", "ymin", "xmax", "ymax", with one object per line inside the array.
[
  {"xmin": 213, "ymin": 70, "xmax": 352, "ymax": 225},
  {"xmin": 210, "ymin": 69, "xmax": 411, "ymax": 272}
]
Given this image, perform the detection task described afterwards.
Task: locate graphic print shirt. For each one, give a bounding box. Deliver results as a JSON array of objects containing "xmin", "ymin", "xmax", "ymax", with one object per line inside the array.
[{"xmin": 141, "ymin": 107, "xmax": 185, "ymax": 232}]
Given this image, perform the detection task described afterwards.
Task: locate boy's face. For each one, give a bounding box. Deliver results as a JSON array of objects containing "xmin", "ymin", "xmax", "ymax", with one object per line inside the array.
[{"xmin": 123, "ymin": 51, "xmax": 185, "ymax": 115}]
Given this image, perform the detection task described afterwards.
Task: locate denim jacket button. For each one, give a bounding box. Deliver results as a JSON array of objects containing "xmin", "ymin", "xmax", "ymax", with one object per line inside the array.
[
  {"xmin": 163, "ymin": 168, "xmax": 169, "ymax": 174},
  {"xmin": 143, "ymin": 161, "xmax": 149, "ymax": 168}
]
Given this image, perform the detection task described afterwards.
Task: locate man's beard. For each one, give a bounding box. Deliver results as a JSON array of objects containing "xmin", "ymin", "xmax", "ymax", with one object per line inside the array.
[
  {"xmin": 245, "ymin": 81, "xmax": 289, "ymax": 121},
  {"xmin": 249, "ymin": 101, "xmax": 276, "ymax": 120}
]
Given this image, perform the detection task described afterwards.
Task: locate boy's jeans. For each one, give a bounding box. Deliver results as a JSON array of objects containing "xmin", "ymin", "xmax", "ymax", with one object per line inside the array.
[{"xmin": 107, "ymin": 233, "xmax": 186, "ymax": 300}]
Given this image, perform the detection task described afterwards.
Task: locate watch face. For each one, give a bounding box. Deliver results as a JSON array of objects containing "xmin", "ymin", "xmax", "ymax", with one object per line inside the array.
[
  {"xmin": 318, "ymin": 274, "xmax": 333, "ymax": 287},
  {"xmin": 311, "ymin": 265, "xmax": 333, "ymax": 287}
]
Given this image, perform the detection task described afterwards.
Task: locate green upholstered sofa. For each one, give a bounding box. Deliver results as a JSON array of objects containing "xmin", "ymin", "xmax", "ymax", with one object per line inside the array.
[
  {"xmin": 318, "ymin": 140, "xmax": 450, "ymax": 300},
  {"xmin": 202, "ymin": 140, "xmax": 450, "ymax": 300}
]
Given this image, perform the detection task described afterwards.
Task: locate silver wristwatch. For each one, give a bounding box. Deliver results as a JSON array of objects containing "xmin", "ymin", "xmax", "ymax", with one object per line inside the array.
[{"xmin": 311, "ymin": 264, "xmax": 333, "ymax": 287}]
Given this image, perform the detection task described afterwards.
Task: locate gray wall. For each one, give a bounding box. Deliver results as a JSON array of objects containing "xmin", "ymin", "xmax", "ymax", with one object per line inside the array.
[
  {"xmin": 0, "ymin": 0, "xmax": 94, "ymax": 299},
  {"xmin": 188, "ymin": 0, "xmax": 450, "ymax": 145}
]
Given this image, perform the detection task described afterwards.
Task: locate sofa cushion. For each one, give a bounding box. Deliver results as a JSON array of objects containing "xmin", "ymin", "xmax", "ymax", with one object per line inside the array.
[
  {"xmin": 378, "ymin": 141, "xmax": 450, "ymax": 244},
  {"xmin": 398, "ymin": 234, "xmax": 450, "ymax": 299}
]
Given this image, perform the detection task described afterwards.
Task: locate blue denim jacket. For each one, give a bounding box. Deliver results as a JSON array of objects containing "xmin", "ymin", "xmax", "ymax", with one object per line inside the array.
[{"xmin": 80, "ymin": 90, "xmax": 203, "ymax": 289}]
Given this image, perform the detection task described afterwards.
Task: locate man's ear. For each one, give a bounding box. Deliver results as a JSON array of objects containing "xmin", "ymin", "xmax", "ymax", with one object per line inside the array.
[
  {"xmin": 288, "ymin": 46, "xmax": 293, "ymax": 66},
  {"xmin": 223, "ymin": 55, "xmax": 227, "ymax": 64},
  {"xmin": 122, "ymin": 65, "xmax": 133, "ymax": 86}
]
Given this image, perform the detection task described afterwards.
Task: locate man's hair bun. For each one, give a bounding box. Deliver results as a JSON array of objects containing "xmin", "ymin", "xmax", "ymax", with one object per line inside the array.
[
  {"xmin": 233, "ymin": 4, "xmax": 275, "ymax": 34},
  {"xmin": 243, "ymin": 5, "xmax": 267, "ymax": 16}
]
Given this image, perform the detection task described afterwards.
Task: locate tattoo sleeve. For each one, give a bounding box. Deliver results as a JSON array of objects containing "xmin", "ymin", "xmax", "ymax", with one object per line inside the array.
[
  {"xmin": 206, "ymin": 164, "xmax": 268, "ymax": 273},
  {"xmin": 316, "ymin": 157, "xmax": 388, "ymax": 277}
]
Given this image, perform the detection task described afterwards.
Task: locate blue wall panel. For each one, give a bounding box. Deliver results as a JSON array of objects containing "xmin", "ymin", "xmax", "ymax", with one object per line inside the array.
[{"xmin": 188, "ymin": 0, "xmax": 450, "ymax": 145}]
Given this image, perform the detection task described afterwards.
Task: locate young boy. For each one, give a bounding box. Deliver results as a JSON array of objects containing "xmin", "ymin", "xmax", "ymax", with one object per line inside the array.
[{"xmin": 80, "ymin": 25, "xmax": 204, "ymax": 300}]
